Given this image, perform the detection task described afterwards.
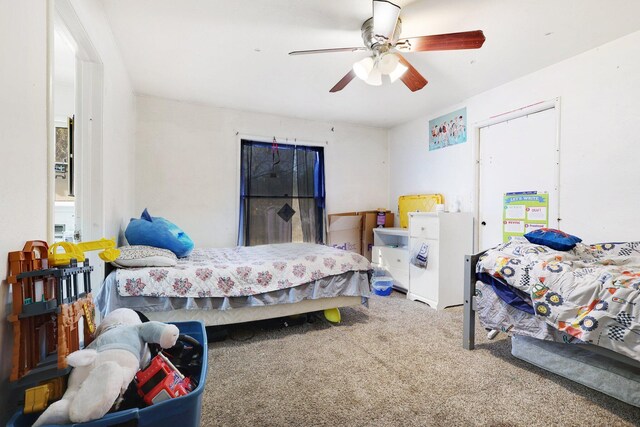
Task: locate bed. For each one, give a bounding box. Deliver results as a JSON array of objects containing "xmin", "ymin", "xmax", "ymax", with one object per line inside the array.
[
  {"xmin": 463, "ymin": 238, "xmax": 640, "ymax": 407},
  {"xmin": 95, "ymin": 243, "xmax": 371, "ymax": 326}
]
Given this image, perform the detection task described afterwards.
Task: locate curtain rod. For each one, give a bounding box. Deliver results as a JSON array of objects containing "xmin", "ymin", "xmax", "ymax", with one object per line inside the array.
[{"xmin": 234, "ymin": 131, "xmax": 329, "ymax": 147}]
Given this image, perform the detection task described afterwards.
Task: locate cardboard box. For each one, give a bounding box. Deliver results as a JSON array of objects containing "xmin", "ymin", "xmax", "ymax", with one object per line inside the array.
[
  {"xmin": 327, "ymin": 214, "xmax": 362, "ymax": 254},
  {"xmin": 361, "ymin": 211, "xmax": 394, "ymax": 261},
  {"xmin": 327, "ymin": 211, "xmax": 394, "ymax": 260}
]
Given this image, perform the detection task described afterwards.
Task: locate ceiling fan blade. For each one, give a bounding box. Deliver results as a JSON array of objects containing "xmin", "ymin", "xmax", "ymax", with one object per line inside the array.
[
  {"xmin": 397, "ymin": 30, "xmax": 486, "ymax": 52},
  {"xmin": 373, "ymin": 0, "xmax": 401, "ymax": 39},
  {"xmin": 289, "ymin": 47, "xmax": 367, "ymax": 56},
  {"xmin": 330, "ymin": 69, "xmax": 357, "ymax": 93},
  {"xmin": 396, "ymin": 54, "xmax": 427, "ymax": 92}
]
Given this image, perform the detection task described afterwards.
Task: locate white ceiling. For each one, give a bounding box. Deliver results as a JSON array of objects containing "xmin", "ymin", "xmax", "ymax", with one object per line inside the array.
[{"xmin": 101, "ymin": 0, "xmax": 640, "ymax": 128}]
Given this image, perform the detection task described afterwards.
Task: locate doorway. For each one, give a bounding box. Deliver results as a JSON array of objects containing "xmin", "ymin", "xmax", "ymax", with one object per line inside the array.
[
  {"xmin": 476, "ymin": 102, "xmax": 560, "ymax": 251},
  {"xmin": 53, "ymin": 24, "xmax": 77, "ymax": 242},
  {"xmin": 49, "ymin": 0, "xmax": 105, "ymax": 279}
]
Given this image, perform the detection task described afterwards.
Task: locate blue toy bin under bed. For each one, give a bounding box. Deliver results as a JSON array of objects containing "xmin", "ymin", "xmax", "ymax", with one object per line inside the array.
[{"xmin": 8, "ymin": 320, "xmax": 208, "ymax": 427}]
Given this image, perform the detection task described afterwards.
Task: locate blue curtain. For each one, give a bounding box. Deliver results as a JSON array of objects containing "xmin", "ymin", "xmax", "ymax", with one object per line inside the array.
[{"xmin": 238, "ymin": 140, "xmax": 325, "ymax": 246}]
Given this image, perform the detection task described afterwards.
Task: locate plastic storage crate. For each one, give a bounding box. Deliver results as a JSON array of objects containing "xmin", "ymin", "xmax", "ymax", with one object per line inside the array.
[
  {"xmin": 398, "ymin": 194, "xmax": 443, "ymax": 228},
  {"xmin": 8, "ymin": 320, "xmax": 208, "ymax": 427}
]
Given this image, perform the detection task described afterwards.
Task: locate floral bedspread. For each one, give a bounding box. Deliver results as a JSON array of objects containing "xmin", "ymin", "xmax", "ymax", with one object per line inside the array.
[
  {"xmin": 478, "ymin": 239, "xmax": 640, "ymax": 361},
  {"xmin": 117, "ymin": 243, "xmax": 370, "ymax": 299}
]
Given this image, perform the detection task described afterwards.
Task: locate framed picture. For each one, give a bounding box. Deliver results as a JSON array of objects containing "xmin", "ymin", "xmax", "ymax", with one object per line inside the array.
[
  {"xmin": 55, "ymin": 117, "xmax": 75, "ymax": 199},
  {"xmin": 428, "ymin": 107, "xmax": 467, "ymax": 151},
  {"xmin": 55, "ymin": 126, "xmax": 69, "ymax": 163}
]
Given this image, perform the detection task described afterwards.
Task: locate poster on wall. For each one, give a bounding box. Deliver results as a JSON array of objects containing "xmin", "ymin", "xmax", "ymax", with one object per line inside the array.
[
  {"xmin": 502, "ymin": 191, "xmax": 549, "ymax": 242},
  {"xmin": 428, "ymin": 107, "xmax": 467, "ymax": 151}
]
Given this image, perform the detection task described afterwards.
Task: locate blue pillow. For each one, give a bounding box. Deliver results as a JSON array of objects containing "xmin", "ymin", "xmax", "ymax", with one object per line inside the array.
[
  {"xmin": 524, "ymin": 228, "xmax": 582, "ymax": 251},
  {"xmin": 125, "ymin": 209, "xmax": 194, "ymax": 258}
]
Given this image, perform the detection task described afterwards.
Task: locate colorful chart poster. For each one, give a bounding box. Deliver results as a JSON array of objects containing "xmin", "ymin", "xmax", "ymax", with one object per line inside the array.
[
  {"xmin": 429, "ymin": 107, "xmax": 467, "ymax": 151},
  {"xmin": 503, "ymin": 191, "xmax": 549, "ymax": 242}
]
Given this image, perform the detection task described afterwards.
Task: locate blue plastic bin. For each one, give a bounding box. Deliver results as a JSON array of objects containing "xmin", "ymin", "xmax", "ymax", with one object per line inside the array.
[
  {"xmin": 371, "ymin": 277, "xmax": 393, "ymax": 296},
  {"xmin": 8, "ymin": 321, "xmax": 208, "ymax": 427}
]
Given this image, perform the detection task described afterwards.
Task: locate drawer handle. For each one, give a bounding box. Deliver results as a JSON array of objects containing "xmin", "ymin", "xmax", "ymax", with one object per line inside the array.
[
  {"xmin": 421, "ymin": 227, "xmax": 425, "ymax": 231},
  {"xmin": 396, "ymin": 259, "xmax": 401, "ymax": 263}
]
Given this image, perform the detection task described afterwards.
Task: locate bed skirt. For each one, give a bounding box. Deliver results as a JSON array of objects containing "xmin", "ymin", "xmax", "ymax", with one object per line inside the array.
[
  {"xmin": 142, "ymin": 295, "xmax": 364, "ymax": 326},
  {"xmin": 96, "ymin": 270, "xmax": 369, "ymax": 317}
]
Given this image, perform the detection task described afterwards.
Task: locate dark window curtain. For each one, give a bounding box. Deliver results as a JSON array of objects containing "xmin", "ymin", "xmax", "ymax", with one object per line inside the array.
[
  {"xmin": 239, "ymin": 140, "xmax": 325, "ymax": 246},
  {"xmin": 296, "ymin": 146, "xmax": 325, "ymax": 243}
]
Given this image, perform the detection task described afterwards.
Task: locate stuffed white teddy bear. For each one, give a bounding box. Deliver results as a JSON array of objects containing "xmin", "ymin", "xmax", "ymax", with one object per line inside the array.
[{"xmin": 33, "ymin": 308, "xmax": 180, "ymax": 426}]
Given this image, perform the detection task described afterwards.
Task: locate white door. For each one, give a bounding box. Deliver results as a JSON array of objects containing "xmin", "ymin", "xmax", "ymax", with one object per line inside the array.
[{"xmin": 478, "ymin": 108, "xmax": 559, "ymax": 250}]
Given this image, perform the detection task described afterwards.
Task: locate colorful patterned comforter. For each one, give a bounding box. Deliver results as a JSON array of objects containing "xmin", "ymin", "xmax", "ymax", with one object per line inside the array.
[
  {"xmin": 117, "ymin": 243, "xmax": 370, "ymax": 299},
  {"xmin": 478, "ymin": 239, "xmax": 640, "ymax": 361},
  {"xmin": 475, "ymin": 280, "xmax": 578, "ymax": 343}
]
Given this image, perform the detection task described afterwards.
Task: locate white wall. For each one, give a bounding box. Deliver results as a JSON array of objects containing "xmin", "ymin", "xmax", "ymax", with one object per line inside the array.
[
  {"xmin": 53, "ymin": 28, "xmax": 75, "ymax": 121},
  {"xmin": 389, "ymin": 30, "xmax": 640, "ymax": 244},
  {"xmin": 54, "ymin": 82, "xmax": 74, "ymax": 120},
  {"xmin": 0, "ymin": 0, "xmax": 135, "ymax": 421},
  {"xmin": 136, "ymin": 95, "xmax": 389, "ymax": 247},
  {"xmin": 0, "ymin": 0, "xmax": 48, "ymax": 421}
]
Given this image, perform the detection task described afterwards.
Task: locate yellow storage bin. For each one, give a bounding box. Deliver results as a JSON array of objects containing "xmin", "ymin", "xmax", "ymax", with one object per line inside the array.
[{"xmin": 398, "ymin": 194, "xmax": 444, "ymax": 228}]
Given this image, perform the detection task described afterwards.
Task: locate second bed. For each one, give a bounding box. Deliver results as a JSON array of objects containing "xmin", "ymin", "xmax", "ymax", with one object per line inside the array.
[{"xmin": 463, "ymin": 238, "xmax": 640, "ymax": 407}]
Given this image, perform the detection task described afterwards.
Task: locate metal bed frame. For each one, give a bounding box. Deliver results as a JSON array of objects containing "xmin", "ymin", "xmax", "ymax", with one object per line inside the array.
[{"xmin": 462, "ymin": 252, "xmax": 484, "ymax": 350}]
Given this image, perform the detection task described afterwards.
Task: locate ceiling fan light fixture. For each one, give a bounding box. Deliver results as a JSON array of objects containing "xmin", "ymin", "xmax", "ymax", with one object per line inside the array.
[
  {"xmin": 291, "ymin": 0, "xmax": 486, "ymax": 93},
  {"xmin": 353, "ymin": 56, "xmax": 374, "ymax": 80},
  {"xmin": 389, "ymin": 62, "xmax": 408, "ymax": 83},
  {"xmin": 378, "ymin": 53, "xmax": 399, "ymax": 75},
  {"xmin": 365, "ymin": 67, "xmax": 382, "ymax": 86}
]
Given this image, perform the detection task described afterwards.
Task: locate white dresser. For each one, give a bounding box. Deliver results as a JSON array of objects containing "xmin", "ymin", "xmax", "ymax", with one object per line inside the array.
[
  {"xmin": 371, "ymin": 227, "xmax": 409, "ymax": 291},
  {"xmin": 407, "ymin": 212, "xmax": 473, "ymax": 310}
]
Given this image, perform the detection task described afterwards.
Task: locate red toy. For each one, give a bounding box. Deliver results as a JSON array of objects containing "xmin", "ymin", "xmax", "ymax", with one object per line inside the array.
[{"xmin": 135, "ymin": 353, "xmax": 193, "ymax": 405}]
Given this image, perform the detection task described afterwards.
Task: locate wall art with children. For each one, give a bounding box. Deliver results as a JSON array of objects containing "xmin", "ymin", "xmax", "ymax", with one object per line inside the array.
[{"xmin": 428, "ymin": 107, "xmax": 467, "ymax": 151}]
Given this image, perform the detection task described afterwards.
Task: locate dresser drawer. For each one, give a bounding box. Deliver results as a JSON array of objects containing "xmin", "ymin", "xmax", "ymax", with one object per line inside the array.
[
  {"xmin": 371, "ymin": 246, "xmax": 409, "ymax": 271},
  {"xmin": 409, "ymin": 215, "xmax": 440, "ymax": 239}
]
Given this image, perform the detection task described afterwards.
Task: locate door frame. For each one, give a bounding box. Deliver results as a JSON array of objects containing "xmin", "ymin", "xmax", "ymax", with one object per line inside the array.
[
  {"xmin": 472, "ymin": 97, "xmax": 561, "ymax": 251},
  {"xmin": 47, "ymin": 0, "xmax": 104, "ymax": 246}
]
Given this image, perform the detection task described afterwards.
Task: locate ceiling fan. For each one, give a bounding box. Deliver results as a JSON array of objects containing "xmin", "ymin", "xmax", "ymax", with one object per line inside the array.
[{"xmin": 289, "ymin": 0, "xmax": 486, "ymax": 93}]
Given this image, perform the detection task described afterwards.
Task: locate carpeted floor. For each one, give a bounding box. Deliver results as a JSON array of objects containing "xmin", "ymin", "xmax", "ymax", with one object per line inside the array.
[{"xmin": 201, "ymin": 293, "xmax": 640, "ymax": 426}]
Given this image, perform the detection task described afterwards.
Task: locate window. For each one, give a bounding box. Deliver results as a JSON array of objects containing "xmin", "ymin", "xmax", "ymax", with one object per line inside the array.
[{"xmin": 239, "ymin": 139, "xmax": 325, "ymax": 246}]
